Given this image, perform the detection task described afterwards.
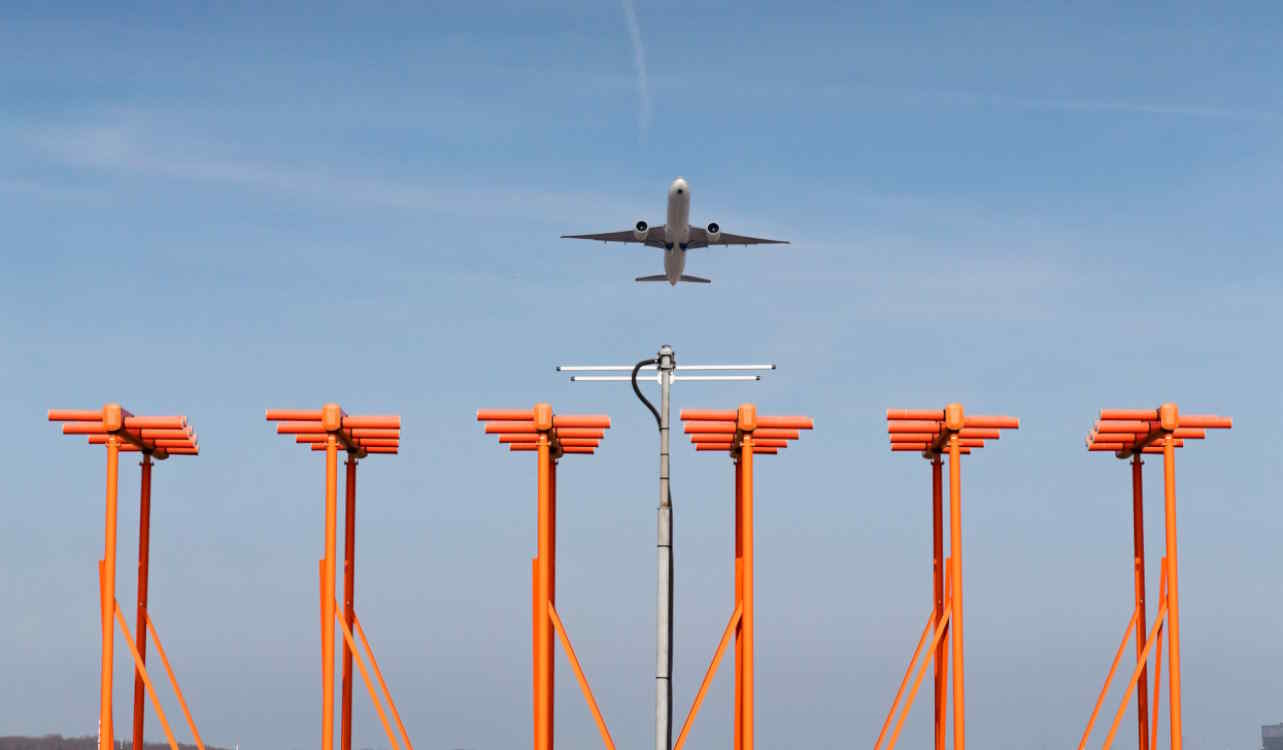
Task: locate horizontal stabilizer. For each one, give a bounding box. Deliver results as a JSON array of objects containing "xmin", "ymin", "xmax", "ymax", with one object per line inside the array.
[
  {"xmin": 680, "ymin": 275, "xmax": 711, "ymax": 284},
  {"xmin": 635, "ymin": 274, "xmax": 669, "ymax": 282}
]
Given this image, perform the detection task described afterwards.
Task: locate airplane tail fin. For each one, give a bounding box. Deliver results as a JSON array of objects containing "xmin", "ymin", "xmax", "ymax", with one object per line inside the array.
[
  {"xmin": 634, "ymin": 275, "xmax": 669, "ymax": 282},
  {"xmin": 679, "ymin": 275, "xmax": 711, "ymax": 284}
]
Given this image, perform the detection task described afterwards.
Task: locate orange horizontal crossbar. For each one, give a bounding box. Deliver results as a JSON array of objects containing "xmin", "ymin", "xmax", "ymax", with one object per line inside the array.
[
  {"xmin": 1091, "ymin": 439, "xmax": 1185, "ymax": 449},
  {"xmin": 888, "ymin": 421, "xmax": 941, "ymax": 433},
  {"xmin": 343, "ymin": 416, "xmax": 400, "ymax": 429},
  {"xmin": 276, "ymin": 421, "xmax": 326, "ymax": 435},
  {"xmin": 1179, "ymin": 415, "xmax": 1232, "ymax": 429},
  {"xmin": 476, "ymin": 409, "xmax": 534, "ymax": 422},
  {"xmin": 756, "ymin": 416, "xmax": 814, "ymax": 429},
  {"xmin": 499, "ymin": 435, "xmax": 539, "ymax": 444},
  {"xmin": 556, "ymin": 428, "xmax": 605, "ymax": 438},
  {"xmin": 485, "ymin": 422, "xmax": 537, "ymax": 434},
  {"xmin": 694, "ymin": 438, "xmax": 789, "ymax": 448},
  {"xmin": 963, "ymin": 415, "xmax": 1019, "ymax": 429},
  {"xmin": 680, "ymin": 409, "xmax": 738, "ymax": 421},
  {"xmin": 265, "ymin": 409, "xmax": 324, "ymax": 421},
  {"xmin": 1100, "ymin": 409, "xmax": 1158, "ymax": 421},
  {"xmin": 48, "ymin": 409, "xmax": 107, "ymax": 422},
  {"xmin": 561, "ymin": 447, "xmax": 596, "ymax": 454},
  {"xmin": 685, "ymin": 423, "xmax": 736, "ymax": 434},
  {"xmin": 552, "ymin": 415, "xmax": 611, "ymax": 429},
  {"xmin": 124, "ymin": 416, "xmax": 186, "ymax": 430},
  {"xmin": 887, "ymin": 409, "xmax": 945, "ymax": 421},
  {"xmin": 350, "ymin": 428, "xmax": 399, "ymax": 438}
]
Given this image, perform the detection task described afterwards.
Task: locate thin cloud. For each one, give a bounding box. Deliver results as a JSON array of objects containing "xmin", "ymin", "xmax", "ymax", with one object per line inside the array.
[
  {"xmin": 27, "ymin": 121, "xmax": 642, "ymax": 221},
  {"xmin": 620, "ymin": 0, "xmax": 651, "ymax": 141}
]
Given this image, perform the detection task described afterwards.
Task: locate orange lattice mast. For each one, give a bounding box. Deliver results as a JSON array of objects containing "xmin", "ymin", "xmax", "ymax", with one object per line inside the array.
[
  {"xmin": 876, "ymin": 404, "xmax": 1019, "ymax": 750},
  {"xmin": 476, "ymin": 405, "xmax": 615, "ymax": 750},
  {"xmin": 265, "ymin": 404, "xmax": 412, "ymax": 750},
  {"xmin": 671, "ymin": 404, "xmax": 813, "ymax": 750},
  {"xmin": 48, "ymin": 404, "xmax": 204, "ymax": 750},
  {"xmin": 1077, "ymin": 404, "xmax": 1231, "ymax": 750}
]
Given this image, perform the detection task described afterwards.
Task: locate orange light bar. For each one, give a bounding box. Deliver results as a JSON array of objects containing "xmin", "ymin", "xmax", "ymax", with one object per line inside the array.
[
  {"xmin": 476, "ymin": 409, "xmax": 534, "ymax": 422},
  {"xmin": 552, "ymin": 415, "xmax": 611, "ymax": 429},
  {"xmin": 1086, "ymin": 404, "xmax": 1231, "ymax": 457},
  {"xmin": 887, "ymin": 409, "xmax": 946, "ymax": 421},
  {"xmin": 265, "ymin": 409, "xmax": 324, "ymax": 421},
  {"xmin": 50, "ymin": 405, "xmax": 200, "ymax": 457},
  {"xmin": 479, "ymin": 404, "xmax": 611, "ymax": 458},
  {"xmin": 267, "ymin": 404, "xmax": 402, "ymax": 458},
  {"xmin": 756, "ymin": 416, "xmax": 814, "ymax": 429},
  {"xmin": 680, "ymin": 409, "xmax": 738, "ymax": 421},
  {"xmin": 886, "ymin": 403, "xmax": 1018, "ymax": 457},
  {"xmin": 681, "ymin": 405, "xmax": 813, "ymax": 458}
]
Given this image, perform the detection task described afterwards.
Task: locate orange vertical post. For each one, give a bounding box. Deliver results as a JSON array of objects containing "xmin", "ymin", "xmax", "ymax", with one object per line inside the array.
[
  {"xmin": 738, "ymin": 403, "xmax": 756, "ymax": 750},
  {"xmin": 1161, "ymin": 432, "xmax": 1182, "ymax": 750},
  {"xmin": 1079, "ymin": 404, "xmax": 1230, "ymax": 749},
  {"xmin": 931, "ymin": 455, "xmax": 947, "ymax": 750},
  {"xmin": 101, "ymin": 435, "xmax": 121, "ymax": 750},
  {"xmin": 946, "ymin": 410, "xmax": 965, "ymax": 750},
  {"xmin": 267, "ymin": 405, "xmax": 408, "ymax": 750},
  {"xmin": 733, "ymin": 455, "xmax": 743, "ymax": 750},
  {"xmin": 132, "ymin": 454, "xmax": 154, "ymax": 750},
  {"xmin": 677, "ymin": 405, "xmax": 812, "ymax": 750},
  {"xmin": 879, "ymin": 405, "xmax": 1018, "ymax": 750},
  {"xmin": 477, "ymin": 405, "xmax": 614, "ymax": 750},
  {"xmin": 534, "ymin": 405, "xmax": 554, "ymax": 750},
  {"xmin": 548, "ymin": 456, "xmax": 557, "ymax": 747},
  {"xmin": 341, "ymin": 457, "xmax": 357, "ymax": 750},
  {"xmin": 1130, "ymin": 455, "xmax": 1150, "ymax": 750},
  {"xmin": 322, "ymin": 432, "xmax": 338, "ymax": 750},
  {"xmin": 52, "ymin": 406, "xmax": 203, "ymax": 750}
]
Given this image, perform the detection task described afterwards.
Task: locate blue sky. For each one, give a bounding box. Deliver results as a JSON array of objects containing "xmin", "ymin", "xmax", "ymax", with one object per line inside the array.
[{"xmin": 2, "ymin": 2, "xmax": 1281, "ymax": 749}]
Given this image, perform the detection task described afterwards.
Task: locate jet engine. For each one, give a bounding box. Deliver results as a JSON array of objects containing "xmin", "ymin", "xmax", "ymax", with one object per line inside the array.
[
  {"xmin": 705, "ymin": 222, "xmax": 721, "ymax": 244},
  {"xmin": 633, "ymin": 220, "xmax": 650, "ymax": 242}
]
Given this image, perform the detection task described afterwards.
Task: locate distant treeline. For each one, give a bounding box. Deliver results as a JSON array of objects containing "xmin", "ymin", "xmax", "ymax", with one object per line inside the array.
[{"xmin": 0, "ymin": 736, "xmax": 228, "ymax": 750}]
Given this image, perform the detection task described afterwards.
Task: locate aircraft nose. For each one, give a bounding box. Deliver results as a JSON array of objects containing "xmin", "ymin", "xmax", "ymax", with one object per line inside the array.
[{"xmin": 671, "ymin": 178, "xmax": 688, "ymax": 196}]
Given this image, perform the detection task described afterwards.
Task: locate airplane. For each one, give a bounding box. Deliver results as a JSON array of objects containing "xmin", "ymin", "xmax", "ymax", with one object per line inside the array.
[{"xmin": 561, "ymin": 177, "xmax": 788, "ymax": 285}]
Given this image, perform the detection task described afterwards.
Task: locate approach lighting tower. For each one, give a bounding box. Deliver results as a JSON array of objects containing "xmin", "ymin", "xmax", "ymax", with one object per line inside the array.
[{"xmin": 556, "ymin": 346, "xmax": 774, "ymax": 750}]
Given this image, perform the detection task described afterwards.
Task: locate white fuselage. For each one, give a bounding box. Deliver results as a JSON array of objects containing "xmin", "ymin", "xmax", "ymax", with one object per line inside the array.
[{"xmin": 662, "ymin": 177, "xmax": 691, "ymax": 284}]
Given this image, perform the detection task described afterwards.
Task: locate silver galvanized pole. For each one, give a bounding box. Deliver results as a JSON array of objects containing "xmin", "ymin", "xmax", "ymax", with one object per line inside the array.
[{"xmin": 655, "ymin": 344, "xmax": 675, "ymax": 750}]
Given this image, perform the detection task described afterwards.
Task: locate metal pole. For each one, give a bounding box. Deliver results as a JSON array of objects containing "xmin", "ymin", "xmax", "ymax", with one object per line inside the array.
[
  {"xmin": 655, "ymin": 345, "xmax": 675, "ymax": 750},
  {"xmin": 931, "ymin": 455, "xmax": 946, "ymax": 750},
  {"xmin": 132, "ymin": 454, "xmax": 154, "ymax": 750},
  {"xmin": 1130, "ymin": 455, "xmax": 1150, "ymax": 750},
  {"xmin": 1162, "ymin": 434, "xmax": 1183, "ymax": 750},
  {"xmin": 101, "ymin": 435, "xmax": 121, "ymax": 750},
  {"xmin": 341, "ymin": 457, "xmax": 357, "ymax": 750}
]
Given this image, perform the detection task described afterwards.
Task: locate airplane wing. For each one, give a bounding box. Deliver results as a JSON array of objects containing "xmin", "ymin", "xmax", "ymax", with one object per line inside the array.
[
  {"xmin": 561, "ymin": 227, "xmax": 667, "ymax": 249},
  {"xmin": 686, "ymin": 226, "xmax": 789, "ymax": 249}
]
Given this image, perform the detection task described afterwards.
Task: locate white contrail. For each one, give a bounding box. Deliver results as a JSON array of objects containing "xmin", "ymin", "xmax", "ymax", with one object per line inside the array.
[{"xmin": 620, "ymin": 0, "xmax": 651, "ymax": 140}]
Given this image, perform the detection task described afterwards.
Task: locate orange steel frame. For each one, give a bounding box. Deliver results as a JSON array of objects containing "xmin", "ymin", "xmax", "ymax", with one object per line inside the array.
[
  {"xmin": 1077, "ymin": 404, "xmax": 1231, "ymax": 750},
  {"xmin": 476, "ymin": 405, "xmax": 615, "ymax": 750},
  {"xmin": 876, "ymin": 404, "xmax": 1020, "ymax": 750},
  {"xmin": 48, "ymin": 405, "xmax": 205, "ymax": 750},
  {"xmin": 673, "ymin": 404, "xmax": 814, "ymax": 750},
  {"xmin": 265, "ymin": 404, "xmax": 413, "ymax": 750}
]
